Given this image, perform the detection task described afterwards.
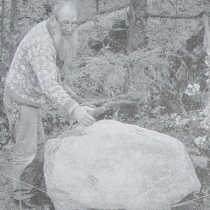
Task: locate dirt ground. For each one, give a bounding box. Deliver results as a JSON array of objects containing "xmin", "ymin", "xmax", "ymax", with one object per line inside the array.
[
  {"xmin": 0, "ymin": 143, "xmax": 51, "ymax": 210},
  {"xmin": 0, "ymin": 144, "xmax": 20, "ymax": 210}
]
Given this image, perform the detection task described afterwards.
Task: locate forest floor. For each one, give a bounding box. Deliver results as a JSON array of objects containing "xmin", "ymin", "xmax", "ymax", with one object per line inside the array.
[
  {"xmin": 1, "ymin": 119, "xmax": 210, "ymax": 210},
  {"xmin": 0, "ymin": 143, "xmax": 52, "ymax": 210}
]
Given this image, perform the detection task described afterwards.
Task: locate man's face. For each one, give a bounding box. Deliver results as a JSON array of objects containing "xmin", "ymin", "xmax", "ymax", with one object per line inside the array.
[
  {"xmin": 53, "ymin": 4, "xmax": 79, "ymax": 64},
  {"xmin": 56, "ymin": 4, "xmax": 78, "ymax": 36}
]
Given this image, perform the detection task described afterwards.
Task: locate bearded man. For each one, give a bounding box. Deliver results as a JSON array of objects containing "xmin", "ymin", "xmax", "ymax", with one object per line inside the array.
[{"xmin": 3, "ymin": 1, "xmax": 95, "ymax": 208}]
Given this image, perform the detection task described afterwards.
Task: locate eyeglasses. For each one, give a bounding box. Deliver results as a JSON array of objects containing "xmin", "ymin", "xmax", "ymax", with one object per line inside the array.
[{"xmin": 55, "ymin": 16, "xmax": 80, "ymax": 30}]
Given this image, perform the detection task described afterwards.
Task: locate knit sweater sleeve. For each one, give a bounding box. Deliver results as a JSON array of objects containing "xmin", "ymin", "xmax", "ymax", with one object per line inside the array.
[{"xmin": 30, "ymin": 37, "xmax": 79, "ymax": 113}]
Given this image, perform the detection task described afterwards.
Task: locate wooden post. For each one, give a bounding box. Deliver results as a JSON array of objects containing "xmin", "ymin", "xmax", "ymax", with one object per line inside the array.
[{"xmin": 127, "ymin": 0, "xmax": 148, "ymax": 52}]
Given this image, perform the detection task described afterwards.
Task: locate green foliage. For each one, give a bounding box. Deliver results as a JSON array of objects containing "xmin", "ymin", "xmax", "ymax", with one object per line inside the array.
[
  {"xmin": 0, "ymin": 0, "xmax": 55, "ymax": 146},
  {"xmin": 68, "ymin": 48, "xmax": 171, "ymax": 108},
  {"xmin": 1, "ymin": 1, "xmax": 210, "ymax": 209},
  {"xmin": 0, "ymin": 78, "xmax": 11, "ymax": 147},
  {"xmin": 76, "ymin": 54, "xmax": 127, "ymax": 97},
  {"xmin": 42, "ymin": 106, "xmax": 75, "ymax": 138},
  {"xmin": 0, "ymin": 0, "xmax": 53, "ymax": 75},
  {"xmin": 1, "ymin": 0, "xmax": 209, "ymax": 144}
]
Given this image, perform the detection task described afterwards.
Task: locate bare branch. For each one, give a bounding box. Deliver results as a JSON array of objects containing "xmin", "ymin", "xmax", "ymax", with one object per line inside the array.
[
  {"xmin": 18, "ymin": 16, "xmax": 31, "ymax": 21},
  {"xmin": 78, "ymin": 4, "xmax": 130, "ymax": 25},
  {"xmin": 146, "ymin": 11, "xmax": 205, "ymax": 20},
  {"xmin": 79, "ymin": 9, "xmax": 205, "ymax": 26},
  {"xmin": 88, "ymin": 100, "xmax": 137, "ymax": 119},
  {"xmin": 98, "ymin": 3, "xmax": 130, "ymax": 16}
]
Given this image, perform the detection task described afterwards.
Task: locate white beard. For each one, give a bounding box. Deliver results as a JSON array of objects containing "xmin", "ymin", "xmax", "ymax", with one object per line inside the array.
[{"xmin": 53, "ymin": 28, "xmax": 78, "ymax": 64}]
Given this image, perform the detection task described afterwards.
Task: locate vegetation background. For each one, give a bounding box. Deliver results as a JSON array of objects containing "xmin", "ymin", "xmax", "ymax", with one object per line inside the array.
[{"xmin": 1, "ymin": 0, "xmax": 210, "ymax": 209}]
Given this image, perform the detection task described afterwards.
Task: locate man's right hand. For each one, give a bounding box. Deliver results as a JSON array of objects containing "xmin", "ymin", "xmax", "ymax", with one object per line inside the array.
[{"xmin": 72, "ymin": 106, "xmax": 95, "ymax": 126}]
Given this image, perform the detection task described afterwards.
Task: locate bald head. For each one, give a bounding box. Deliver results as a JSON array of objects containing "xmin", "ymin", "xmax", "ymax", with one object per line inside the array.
[
  {"xmin": 53, "ymin": 1, "xmax": 77, "ymax": 19},
  {"xmin": 52, "ymin": 1, "xmax": 78, "ymax": 36}
]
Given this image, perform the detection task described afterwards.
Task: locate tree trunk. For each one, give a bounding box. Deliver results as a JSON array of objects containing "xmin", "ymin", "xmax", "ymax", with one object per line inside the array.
[
  {"xmin": 1, "ymin": 0, "xmax": 6, "ymax": 72},
  {"xmin": 127, "ymin": 0, "xmax": 148, "ymax": 52},
  {"xmin": 204, "ymin": 14, "xmax": 210, "ymax": 52},
  {"xmin": 10, "ymin": 0, "xmax": 17, "ymax": 36},
  {"xmin": 10, "ymin": 0, "xmax": 17, "ymax": 62},
  {"xmin": 1, "ymin": 0, "xmax": 5, "ymax": 49},
  {"xmin": 95, "ymin": 0, "xmax": 99, "ymax": 14}
]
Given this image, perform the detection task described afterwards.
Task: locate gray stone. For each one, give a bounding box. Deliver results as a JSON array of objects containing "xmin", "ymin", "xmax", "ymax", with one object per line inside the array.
[{"xmin": 44, "ymin": 120, "xmax": 201, "ymax": 210}]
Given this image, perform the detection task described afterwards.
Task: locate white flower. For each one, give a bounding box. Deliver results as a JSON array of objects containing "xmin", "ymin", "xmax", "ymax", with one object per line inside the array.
[
  {"xmin": 193, "ymin": 83, "xmax": 200, "ymax": 92},
  {"xmin": 200, "ymin": 117, "xmax": 210, "ymax": 130},
  {"xmin": 194, "ymin": 136, "xmax": 207, "ymax": 148},
  {"xmin": 187, "ymin": 84, "xmax": 193, "ymax": 89},
  {"xmin": 185, "ymin": 89, "xmax": 193, "ymax": 96},
  {"xmin": 205, "ymin": 71, "xmax": 209, "ymax": 76},
  {"xmin": 203, "ymin": 105, "xmax": 210, "ymax": 116},
  {"xmin": 171, "ymin": 113, "xmax": 177, "ymax": 118},
  {"xmin": 185, "ymin": 83, "xmax": 200, "ymax": 96}
]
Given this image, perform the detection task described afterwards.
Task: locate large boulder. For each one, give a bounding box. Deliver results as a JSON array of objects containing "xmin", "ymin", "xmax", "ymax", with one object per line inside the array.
[{"xmin": 44, "ymin": 120, "xmax": 201, "ymax": 210}]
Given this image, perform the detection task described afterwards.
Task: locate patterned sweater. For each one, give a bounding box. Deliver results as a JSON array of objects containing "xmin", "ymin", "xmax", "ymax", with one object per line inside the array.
[{"xmin": 5, "ymin": 21, "xmax": 78, "ymax": 113}]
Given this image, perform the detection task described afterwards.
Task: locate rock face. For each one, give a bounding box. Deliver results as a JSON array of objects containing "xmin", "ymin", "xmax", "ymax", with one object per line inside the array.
[{"xmin": 44, "ymin": 120, "xmax": 201, "ymax": 210}]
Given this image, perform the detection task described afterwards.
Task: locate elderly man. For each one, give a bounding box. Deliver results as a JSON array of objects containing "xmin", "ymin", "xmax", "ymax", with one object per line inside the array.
[{"xmin": 3, "ymin": 0, "xmax": 95, "ymax": 208}]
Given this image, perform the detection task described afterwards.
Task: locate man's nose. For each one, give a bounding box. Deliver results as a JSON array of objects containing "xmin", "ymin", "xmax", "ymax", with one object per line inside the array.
[{"xmin": 63, "ymin": 27, "xmax": 73, "ymax": 36}]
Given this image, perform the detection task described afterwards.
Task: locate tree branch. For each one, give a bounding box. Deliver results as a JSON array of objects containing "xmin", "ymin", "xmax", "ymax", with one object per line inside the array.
[
  {"xmin": 18, "ymin": 16, "xmax": 31, "ymax": 21},
  {"xmin": 98, "ymin": 3, "xmax": 130, "ymax": 16},
  {"xmin": 79, "ymin": 9, "xmax": 205, "ymax": 26},
  {"xmin": 79, "ymin": 4, "xmax": 130, "ymax": 25},
  {"xmin": 88, "ymin": 100, "xmax": 137, "ymax": 119},
  {"xmin": 145, "ymin": 11, "xmax": 205, "ymax": 20},
  {"xmin": 80, "ymin": 93, "xmax": 139, "ymax": 107}
]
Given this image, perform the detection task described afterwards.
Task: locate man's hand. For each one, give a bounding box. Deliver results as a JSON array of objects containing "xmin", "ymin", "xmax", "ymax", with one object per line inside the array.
[{"xmin": 72, "ymin": 106, "xmax": 95, "ymax": 126}]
